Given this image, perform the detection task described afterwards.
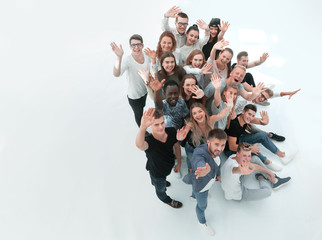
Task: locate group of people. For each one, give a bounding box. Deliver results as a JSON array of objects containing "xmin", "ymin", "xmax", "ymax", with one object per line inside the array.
[{"xmin": 111, "ymin": 6, "xmax": 300, "ymax": 236}]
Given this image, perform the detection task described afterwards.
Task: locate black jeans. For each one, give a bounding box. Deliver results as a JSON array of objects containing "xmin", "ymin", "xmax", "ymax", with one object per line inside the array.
[{"xmin": 127, "ymin": 94, "xmax": 147, "ymax": 127}]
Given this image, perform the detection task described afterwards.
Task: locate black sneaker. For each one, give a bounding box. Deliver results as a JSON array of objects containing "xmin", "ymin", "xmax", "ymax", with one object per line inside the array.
[
  {"xmin": 167, "ymin": 199, "xmax": 183, "ymax": 208},
  {"xmin": 269, "ymin": 132, "xmax": 285, "ymax": 142},
  {"xmin": 166, "ymin": 181, "xmax": 171, "ymax": 187},
  {"xmin": 272, "ymin": 176, "xmax": 291, "ymax": 190},
  {"xmin": 255, "ymin": 173, "xmax": 267, "ymax": 181}
]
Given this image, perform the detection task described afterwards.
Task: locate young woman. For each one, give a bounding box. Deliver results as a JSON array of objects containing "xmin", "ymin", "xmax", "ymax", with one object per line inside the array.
[
  {"xmin": 144, "ymin": 31, "xmax": 183, "ymax": 71},
  {"xmin": 177, "ymin": 99, "xmax": 233, "ymax": 173},
  {"xmin": 177, "ymin": 20, "xmax": 210, "ymax": 64},
  {"xmin": 202, "ymin": 19, "xmax": 230, "ymax": 60},
  {"xmin": 180, "ymin": 74, "xmax": 206, "ymax": 109},
  {"xmin": 208, "ymin": 41, "xmax": 233, "ymax": 79},
  {"xmin": 184, "ymin": 50, "xmax": 212, "ymax": 89}
]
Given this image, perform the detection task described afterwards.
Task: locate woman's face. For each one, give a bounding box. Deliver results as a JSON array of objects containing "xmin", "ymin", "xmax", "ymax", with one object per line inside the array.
[
  {"xmin": 161, "ymin": 56, "xmax": 175, "ymax": 73},
  {"xmin": 186, "ymin": 30, "xmax": 199, "ymax": 46},
  {"xmin": 217, "ymin": 50, "xmax": 232, "ymax": 66},
  {"xmin": 223, "ymin": 87, "xmax": 238, "ymax": 101},
  {"xmin": 210, "ymin": 26, "xmax": 219, "ymax": 38},
  {"xmin": 183, "ymin": 78, "xmax": 197, "ymax": 96},
  {"xmin": 160, "ymin": 36, "xmax": 173, "ymax": 53},
  {"xmin": 191, "ymin": 54, "xmax": 204, "ymax": 68},
  {"xmin": 191, "ymin": 106, "xmax": 206, "ymax": 123}
]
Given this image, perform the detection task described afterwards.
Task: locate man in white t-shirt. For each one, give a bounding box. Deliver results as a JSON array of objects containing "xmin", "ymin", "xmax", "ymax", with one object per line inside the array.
[
  {"xmin": 111, "ymin": 34, "xmax": 151, "ymax": 127},
  {"xmin": 221, "ymin": 142, "xmax": 291, "ymax": 201}
]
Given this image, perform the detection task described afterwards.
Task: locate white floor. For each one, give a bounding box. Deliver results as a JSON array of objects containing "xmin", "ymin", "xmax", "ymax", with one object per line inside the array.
[{"xmin": 0, "ymin": 1, "xmax": 322, "ymax": 240}]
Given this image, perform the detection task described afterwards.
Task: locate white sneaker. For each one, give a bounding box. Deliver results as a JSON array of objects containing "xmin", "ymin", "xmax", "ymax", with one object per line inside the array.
[
  {"xmin": 266, "ymin": 161, "xmax": 283, "ymax": 172},
  {"xmin": 279, "ymin": 151, "xmax": 298, "ymax": 165},
  {"xmin": 200, "ymin": 223, "xmax": 215, "ymax": 236}
]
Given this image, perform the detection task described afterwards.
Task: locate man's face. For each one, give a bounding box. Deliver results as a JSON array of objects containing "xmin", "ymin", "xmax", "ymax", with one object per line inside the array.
[
  {"xmin": 254, "ymin": 91, "xmax": 270, "ymax": 103},
  {"xmin": 237, "ymin": 56, "xmax": 249, "ymax": 68},
  {"xmin": 150, "ymin": 116, "xmax": 165, "ymax": 135},
  {"xmin": 130, "ymin": 39, "xmax": 143, "ymax": 56},
  {"xmin": 229, "ymin": 68, "xmax": 246, "ymax": 85},
  {"xmin": 165, "ymin": 85, "xmax": 179, "ymax": 106},
  {"xmin": 236, "ymin": 150, "xmax": 251, "ymax": 165},
  {"xmin": 241, "ymin": 109, "xmax": 256, "ymax": 124},
  {"xmin": 175, "ymin": 17, "xmax": 188, "ymax": 35},
  {"xmin": 207, "ymin": 138, "xmax": 226, "ymax": 157}
]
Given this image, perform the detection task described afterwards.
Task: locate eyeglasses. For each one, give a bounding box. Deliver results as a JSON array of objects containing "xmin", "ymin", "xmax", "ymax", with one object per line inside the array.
[
  {"xmin": 130, "ymin": 43, "xmax": 143, "ymax": 48},
  {"xmin": 260, "ymin": 93, "xmax": 268, "ymax": 101},
  {"xmin": 177, "ymin": 22, "xmax": 188, "ymax": 27}
]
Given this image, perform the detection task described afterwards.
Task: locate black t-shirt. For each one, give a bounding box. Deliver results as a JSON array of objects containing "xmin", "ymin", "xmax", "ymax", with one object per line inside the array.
[
  {"xmin": 202, "ymin": 40, "xmax": 220, "ymax": 60},
  {"xmin": 231, "ymin": 63, "xmax": 256, "ymax": 87},
  {"xmin": 224, "ymin": 115, "xmax": 247, "ymax": 151},
  {"xmin": 145, "ymin": 127, "xmax": 178, "ymax": 178}
]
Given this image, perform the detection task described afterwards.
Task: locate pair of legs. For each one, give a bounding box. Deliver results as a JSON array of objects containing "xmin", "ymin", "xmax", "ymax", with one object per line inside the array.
[
  {"xmin": 149, "ymin": 172, "xmax": 172, "ymax": 204},
  {"xmin": 192, "ymin": 190, "xmax": 209, "ymax": 224},
  {"xmin": 127, "ymin": 94, "xmax": 147, "ymax": 127},
  {"xmin": 239, "ymin": 132, "xmax": 284, "ymax": 163}
]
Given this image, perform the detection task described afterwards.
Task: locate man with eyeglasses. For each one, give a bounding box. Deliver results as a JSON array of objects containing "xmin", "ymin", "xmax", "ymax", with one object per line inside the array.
[
  {"xmin": 161, "ymin": 6, "xmax": 189, "ymax": 48},
  {"xmin": 110, "ymin": 34, "xmax": 151, "ymax": 127}
]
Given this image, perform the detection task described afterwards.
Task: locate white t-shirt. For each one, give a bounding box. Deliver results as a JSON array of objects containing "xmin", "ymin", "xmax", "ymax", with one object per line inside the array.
[
  {"xmin": 200, "ymin": 156, "xmax": 220, "ymax": 192},
  {"xmin": 120, "ymin": 54, "xmax": 150, "ymax": 99},
  {"xmin": 221, "ymin": 155, "xmax": 242, "ymax": 200}
]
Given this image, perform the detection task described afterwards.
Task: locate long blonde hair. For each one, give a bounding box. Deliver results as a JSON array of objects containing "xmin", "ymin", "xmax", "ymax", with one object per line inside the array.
[{"xmin": 189, "ymin": 103, "xmax": 213, "ymax": 147}]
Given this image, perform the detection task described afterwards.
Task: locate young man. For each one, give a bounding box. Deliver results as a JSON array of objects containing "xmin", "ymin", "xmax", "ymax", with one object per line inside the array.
[
  {"xmin": 110, "ymin": 34, "xmax": 151, "ymax": 127},
  {"xmin": 232, "ymin": 51, "xmax": 269, "ymax": 88},
  {"xmin": 136, "ymin": 108, "xmax": 182, "ymax": 208},
  {"xmin": 234, "ymin": 87, "xmax": 301, "ymax": 142},
  {"xmin": 183, "ymin": 129, "xmax": 227, "ymax": 236},
  {"xmin": 161, "ymin": 6, "xmax": 189, "ymax": 48},
  {"xmin": 224, "ymin": 104, "xmax": 296, "ymax": 171},
  {"xmin": 221, "ymin": 142, "xmax": 291, "ymax": 201},
  {"xmin": 204, "ymin": 65, "xmax": 264, "ymax": 112}
]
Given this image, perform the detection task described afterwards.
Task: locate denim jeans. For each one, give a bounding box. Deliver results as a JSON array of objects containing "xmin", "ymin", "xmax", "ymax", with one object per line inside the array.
[
  {"xmin": 127, "ymin": 94, "xmax": 147, "ymax": 127},
  {"xmin": 239, "ymin": 132, "xmax": 279, "ymax": 163},
  {"xmin": 185, "ymin": 142, "xmax": 194, "ymax": 171},
  {"xmin": 149, "ymin": 172, "xmax": 172, "ymax": 204},
  {"xmin": 192, "ymin": 190, "xmax": 209, "ymax": 224}
]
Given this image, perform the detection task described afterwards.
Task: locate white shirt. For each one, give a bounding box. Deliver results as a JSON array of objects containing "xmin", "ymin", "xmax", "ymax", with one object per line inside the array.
[
  {"xmin": 200, "ymin": 156, "xmax": 220, "ymax": 192},
  {"xmin": 221, "ymin": 155, "xmax": 242, "ymax": 200}
]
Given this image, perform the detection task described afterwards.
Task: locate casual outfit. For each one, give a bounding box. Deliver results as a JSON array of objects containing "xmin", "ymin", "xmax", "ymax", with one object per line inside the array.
[
  {"xmin": 162, "ymin": 97, "xmax": 190, "ymax": 130},
  {"xmin": 183, "ymin": 144, "xmax": 221, "ymax": 224},
  {"xmin": 183, "ymin": 65, "xmax": 208, "ymax": 90},
  {"xmin": 211, "ymin": 101, "xmax": 230, "ymax": 130},
  {"xmin": 120, "ymin": 54, "xmax": 151, "ymax": 126}
]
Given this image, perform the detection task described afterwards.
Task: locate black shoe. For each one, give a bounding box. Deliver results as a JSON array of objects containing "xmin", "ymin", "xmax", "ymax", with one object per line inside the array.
[
  {"xmin": 272, "ymin": 176, "xmax": 291, "ymax": 190},
  {"xmin": 269, "ymin": 132, "xmax": 285, "ymax": 142},
  {"xmin": 255, "ymin": 173, "xmax": 267, "ymax": 181},
  {"xmin": 166, "ymin": 181, "xmax": 171, "ymax": 187},
  {"xmin": 167, "ymin": 199, "xmax": 183, "ymax": 208}
]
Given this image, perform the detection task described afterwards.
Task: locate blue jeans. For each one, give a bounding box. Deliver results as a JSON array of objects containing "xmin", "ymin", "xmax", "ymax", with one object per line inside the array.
[
  {"xmin": 192, "ymin": 190, "xmax": 209, "ymax": 224},
  {"xmin": 239, "ymin": 132, "xmax": 279, "ymax": 163},
  {"xmin": 185, "ymin": 142, "xmax": 194, "ymax": 171},
  {"xmin": 149, "ymin": 172, "xmax": 172, "ymax": 204}
]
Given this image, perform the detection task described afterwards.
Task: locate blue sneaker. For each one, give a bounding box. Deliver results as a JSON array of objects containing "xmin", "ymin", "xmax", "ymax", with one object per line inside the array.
[{"xmin": 272, "ymin": 175, "xmax": 291, "ymax": 190}]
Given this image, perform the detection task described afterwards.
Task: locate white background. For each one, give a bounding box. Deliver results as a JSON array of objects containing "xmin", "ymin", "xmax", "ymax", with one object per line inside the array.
[{"xmin": 0, "ymin": 1, "xmax": 322, "ymax": 239}]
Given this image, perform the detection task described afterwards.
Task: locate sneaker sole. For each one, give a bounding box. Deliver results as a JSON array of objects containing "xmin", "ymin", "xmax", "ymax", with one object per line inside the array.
[{"xmin": 273, "ymin": 179, "xmax": 291, "ymax": 190}]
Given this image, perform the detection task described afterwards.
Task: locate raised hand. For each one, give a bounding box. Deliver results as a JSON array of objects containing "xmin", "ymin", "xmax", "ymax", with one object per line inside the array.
[
  {"xmin": 251, "ymin": 143, "xmax": 260, "ymax": 155},
  {"xmin": 225, "ymin": 94, "xmax": 234, "ymax": 110},
  {"xmin": 200, "ymin": 62, "xmax": 213, "ymax": 74},
  {"xmin": 147, "ymin": 72, "xmax": 165, "ymax": 92},
  {"xmin": 252, "ymin": 82, "xmax": 265, "ymax": 97},
  {"xmin": 196, "ymin": 19, "xmax": 209, "ymax": 31},
  {"xmin": 144, "ymin": 48, "xmax": 156, "ymax": 60},
  {"xmin": 288, "ymin": 88, "xmax": 301, "ymax": 100},
  {"xmin": 230, "ymin": 109, "xmax": 237, "ymax": 119},
  {"xmin": 165, "ymin": 6, "xmax": 182, "ymax": 18},
  {"xmin": 211, "ymin": 73, "xmax": 222, "ymax": 90},
  {"xmin": 218, "ymin": 21, "xmax": 230, "ymax": 33},
  {"xmin": 138, "ymin": 68, "xmax": 149, "ymax": 83},
  {"xmin": 239, "ymin": 160, "xmax": 255, "ymax": 175},
  {"xmin": 259, "ymin": 111, "xmax": 269, "ymax": 125},
  {"xmin": 110, "ymin": 42, "xmax": 124, "ymax": 58},
  {"xmin": 141, "ymin": 108, "xmax": 155, "ymax": 129},
  {"xmin": 259, "ymin": 52, "xmax": 269, "ymax": 64},
  {"xmin": 195, "ymin": 163, "xmax": 211, "ymax": 179},
  {"xmin": 213, "ymin": 39, "xmax": 229, "ymax": 50},
  {"xmin": 191, "ymin": 85, "xmax": 205, "ymax": 99},
  {"xmin": 176, "ymin": 126, "xmax": 188, "ymax": 141}
]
